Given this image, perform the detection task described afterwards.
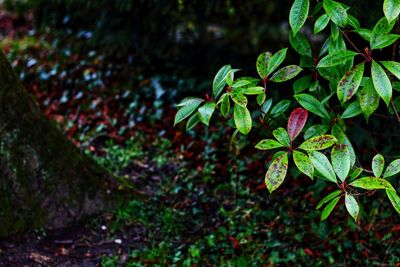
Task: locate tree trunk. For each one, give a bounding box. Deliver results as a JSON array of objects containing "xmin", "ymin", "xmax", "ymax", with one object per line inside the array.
[{"xmin": 0, "ymin": 50, "xmax": 112, "ymax": 237}]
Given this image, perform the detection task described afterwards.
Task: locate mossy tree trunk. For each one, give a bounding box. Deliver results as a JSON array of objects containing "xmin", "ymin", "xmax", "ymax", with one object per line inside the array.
[{"xmin": 0, "ymin": 50, "xmax": 112, "ymax": 237}]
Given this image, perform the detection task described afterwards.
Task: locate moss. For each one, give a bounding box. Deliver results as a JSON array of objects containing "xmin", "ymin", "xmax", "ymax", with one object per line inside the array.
[{"xmin": 0, "ymin": 49, "xmax": 113, "ymax": 237}]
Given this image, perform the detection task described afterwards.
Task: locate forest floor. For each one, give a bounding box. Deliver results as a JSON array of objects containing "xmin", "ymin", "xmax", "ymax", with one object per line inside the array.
[{"xmin": 0, "ymin": 9, "xmax": 399, "ymax": 267}]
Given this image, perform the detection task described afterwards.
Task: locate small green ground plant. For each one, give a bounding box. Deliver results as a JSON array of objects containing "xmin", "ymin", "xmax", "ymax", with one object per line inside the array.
[{"xmin": 175, "ymin": 0, "xmax": 400, "ymax": 221}]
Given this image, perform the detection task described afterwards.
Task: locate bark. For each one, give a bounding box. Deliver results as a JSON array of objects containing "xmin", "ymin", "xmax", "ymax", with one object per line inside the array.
[{"xmin": 0, "ymin": 50, "xmax": 112, "ymax": 237}]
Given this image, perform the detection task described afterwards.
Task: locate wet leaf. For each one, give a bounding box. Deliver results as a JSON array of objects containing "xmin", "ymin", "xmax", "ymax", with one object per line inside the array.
[
  {"xmin": 270, "ymin": 65, "xmax": 303, "ymax": 82},
  {"xmin": 257, "ymin": 52, "xmax": 272, "ymax": 79},
  {"xmin": 323, "ymin": 0, "xmax": 348, "ymax": 27},
  {"xmin": 371, "ymin": 60, "xmax": 392, "ymax": 106},
  {"xmin": 321, "ymin": 196, "xmax": 341, "ymax": 221},
  {"xmin": 304, "ymin": 124, "xmax": 330, "ymax": 139},
  {"xmin": 314, "ymin": 14, "xmax": 330, "ymax": 34},
  {"xmin": 265, "ymin": 152, "xmax": 289, "ymax": 193},
  {"xmin": 359, "ymin": 78, "xmax": 380, "ymax": 121},
  {"xmin": 380, "ymin": 61, "xmax": 400, "ymax": 80},
  {"xmin": 186, "ymin": 113, "xmax": 200, "ymax": 131},
  {"xmin": 299, "ymin": 135, "xmax": 337, "ymax": 151},
  {"xmin": 383, "ymin": 159, "xmax": 400, "ymax": 178},
  {"xmin": 174, "ymin": 98, "xmax": 203, "ymax": 126},
  {"xmin": 289, "ymin": 0, "xmax": 310, "ymax": 36},
  {"xmin": 234, "ymin": 104, "xmax": 252, "ymax": 135},
  {"xmin": 384, "ymin": 0, "xmax": 400, "ymax": 23},
  {"xmin": 220, "ymin": 93, "xmax": 230, "ymax": 117},
  {"xmin": 289, "ymin": 31, "xmax": 312, "ymax": 57},
  {"xmin": 273, "ymin": 127, "xmax": 291, "ymax": 147},
  {"xmin": 350, "ymin": 177, "xmax": 393, "ymax": 190},
  {"xmin": 341, "ymin": 101, "xmax": 362, "ymax": 119},
  {"xmin": 213, "ymin": 65, "xmax": 231, "ymax": 98},
  {"xmin": 293, "ymin": 150, "xmax": 314, "ymax": 179},
  {"xmin": 309, "ymin": 151, "xmax": 337, "ymax": 183},
  {"xmin": 345, "ymin": 194, "xmax": 359, "ymax": 221},
  {"xmin": 372, "ymin": 154, "xmax": 385, "ymax": 178},
  {"xmin": 294, "ymin": 94, "xmax": 330, "ymax": 118},
  {"xmin": 386, "ymin": 188, "xmax": 400, "ymax": 214},
  {"xmin": 198, "ymin": 102, "xmax": 216, "ymax": 126},
  {"xmin": 316, "ymin": 190, "xmax": 342, "ymax": 209},
  {"xmin": 317, "ymin": 50, "xmax": 358, "ymax": 68},
  {"xmin": 332, "ymin": 144, "xmax": 350, "ymax": 182},
  {"xmin": 255, "ymin": 139, "xmax": 285, "ymax": 150},
  {"xmin": 287, "ymin": 108, "xmax": 308, "ymax": 142},
  {"xmin": 267, "ymin": 48, "xmax": 288, "ymax": 76},
  {"xmin": 337, "ymin": 63, "xmax": 364, "ymax": 103},
  {"xmin": 230, "ymin": 88, "xmax": 248, "ymax": 107}
]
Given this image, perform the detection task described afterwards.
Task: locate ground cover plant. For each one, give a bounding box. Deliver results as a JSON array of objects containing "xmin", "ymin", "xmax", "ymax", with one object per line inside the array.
[
  {"xmin": 175, "ymin": 0, "xmax": 400, "ymax": 222},
  {"xmin": 0, "ymin": 0, "xmax": 399, "ymax": 266}
]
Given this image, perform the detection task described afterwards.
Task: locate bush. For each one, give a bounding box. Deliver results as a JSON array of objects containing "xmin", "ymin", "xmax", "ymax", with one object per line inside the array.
[{"xmin": 175, "ymin": 0, "xmax": 400, "ymax": 222}]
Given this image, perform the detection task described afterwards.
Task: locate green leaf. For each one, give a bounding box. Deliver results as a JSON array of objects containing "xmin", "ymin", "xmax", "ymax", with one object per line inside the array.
[
  {"xmin": 299, "ymin": 135, "xmax": 337, "ymax": 151},
  {"xmin": 255, "ymin": 139, "xmax": 285, "ymax": 150},
  {"xmin": 341, "ymin": 101, "xmax": 362, "ymax": 119},
  {"xmin": 331, "ymin": 124, "xmax": 356, "ymax": 168},
  {"xmin": 231, "ymin": 80, "xmax": 252, "ymax": 88},
  {"xmin": 383, "ymin": 159, "xmax": 400, "ymax": 178},
  {"xmin": 371, "ymin": 34, "xmax": 400, "ymax": 50},
  {"xmin": 304, "ymin": 124, "xmax": 330, "ymax": 139},
  {"xmin": 234, "ymin": 104, "xmax": 252, "ymax": 135},
  {"xmin": 350, "ymin": 177, "xmax": 393, "ymax": 190},
  {"xmin": 174, "ymin": 98, "xmax": 204, "ymax": 126},
  {"xmin": 345, "ymin": 194, "xmax": 359, "ymax": 221},
  {"xmin": 289, "ymin": 0, "xmax": 310, "ymax": 36},
  {"xmin": 176, "ymin": 97, "xmax": 204, "ymax": 107},
  {"xmin": 380, "ymin": 61, "xmax": 400, "ymax": 80},
  {"xmin": 321, "ymin": 196, "xmax": 341, "ymax": 221},
  {"xmin": 331, "ymin": 144, "xmax": 350, "ymax": 182},
  {"xmin": 337, "ymin": 63, "xmax": 365, "ymax": 103},
  {"xmin": 293, "ymin": 75, "xmax": 313, "ymax": 94},
  {"xmin": 257, "ymin": 93, "xmax": 266, "ymax": 106},
  {"xmin": 267, "ymin": 48, "xmax": 288, "ymax": 76},
  {"xmin": 372, "ymin": 17, "xmax": 396, "ymax": 36},
  {"xmin": 386, "ymin": 188, "xmax": 400, "ymax": 214},
  {"xmin": 213, "ymin": 65, "xmax": 231, "ymax": 98},
  {"xmin": 371, "ymin": 60, "xmax": 392, "ymax": 106},
  {"xmin": 289, "ymin": 31, "xmax": 312, "ymax": 57},
  {"xmin": 257, "ymin": 52, "xmax": 272, "ymax": 79},
  {"xmin": 186, "ymin": 113, "xmax": 200, "ymax": 131},
  {"xmin": 348, "ymin": 167, "xmax": 364, "ymax": 182},
  {"xmin": 270, "ymin": 100, "xmax": 291, "ymax": 117},
  {"xmin": 359, "ymin": 78, "xmax": 380, "ymax": 120},
  {"xmin": 270, "ymin": 65, "xmax": 303, "ymax": 82},
  {"xmin": 347, "ymin": 14, "xmax": 360, "ymax": 29},
  {"xmin": 226, "ymin": 69, "xmax": 240, "ymax": 86},
  {"xmin": 293, "ymin": 150, "xmax": 314, "ymax": 179},
  {"xmin": 355, "ymin": 28, "xmax": 372, "ymax": 41},
  {"xmin": 242, "ymin": 86, "xmax": 264, "ymax": 95},
  {"xmin": 309, "ymin": 151, "xmax": 337, "ymax": 183},
  {"xmin": 372, "ymin": 154, "xmax": 385, "ymax": 178},
  {"xmin": 314, "ymin": 14, "xmax": 330, "ymax": 34},
  {"xmin": 316, "ymin": 190, "xmax": 342, "ymax": 209},
  {"xmin": 230, "ymin": 88, "xmax": 248, "ymax": 107},
  {"xmin": 273, "ymin": 127, "xmax": 291, "ymax": 147},
  {"xmin": 198, "ymin": 102, "xmax": 216, "ymax": 126},
  {"xmin": 265, "ymin": 152, "xmax": 289, "ymax": 193},
  {"xmin": 384, "ymin": 0, "xmax": 400, "ymax": 23},
  {"xmin": 294, "ymin": 94, "xmax": 330, "ymax": 119},
  {"xmin": 220, "ymin": 93, "xmax": 230, "ymax": 118},
  {"xmin": 262, "ymin": 98, "xmax": 273, "ymax": 114},
  {"xmin": 323, "ymin": 0, "xmax": 348, "ymax": 27},
  {"xmin": 317, "ymin": 50, "xmax": 358, "ymax": 68}
]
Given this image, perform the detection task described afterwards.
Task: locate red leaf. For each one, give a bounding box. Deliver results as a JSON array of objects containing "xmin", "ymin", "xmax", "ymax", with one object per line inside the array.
[{"xmin": 287, "ymin": 108, "xmax": 308, "ymax": 143}]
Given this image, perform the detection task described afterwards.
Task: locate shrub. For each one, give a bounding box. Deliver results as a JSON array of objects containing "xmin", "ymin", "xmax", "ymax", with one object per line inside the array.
[{"xmin": 175, "ymin": 0, "xmax": 400, "ymax": 221}]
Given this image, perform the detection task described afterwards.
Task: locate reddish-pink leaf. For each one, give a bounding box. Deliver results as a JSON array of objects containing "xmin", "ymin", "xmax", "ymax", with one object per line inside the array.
[{"xmin": 287, "ymin": 108, "xmax": 308, "ymax": 142}]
